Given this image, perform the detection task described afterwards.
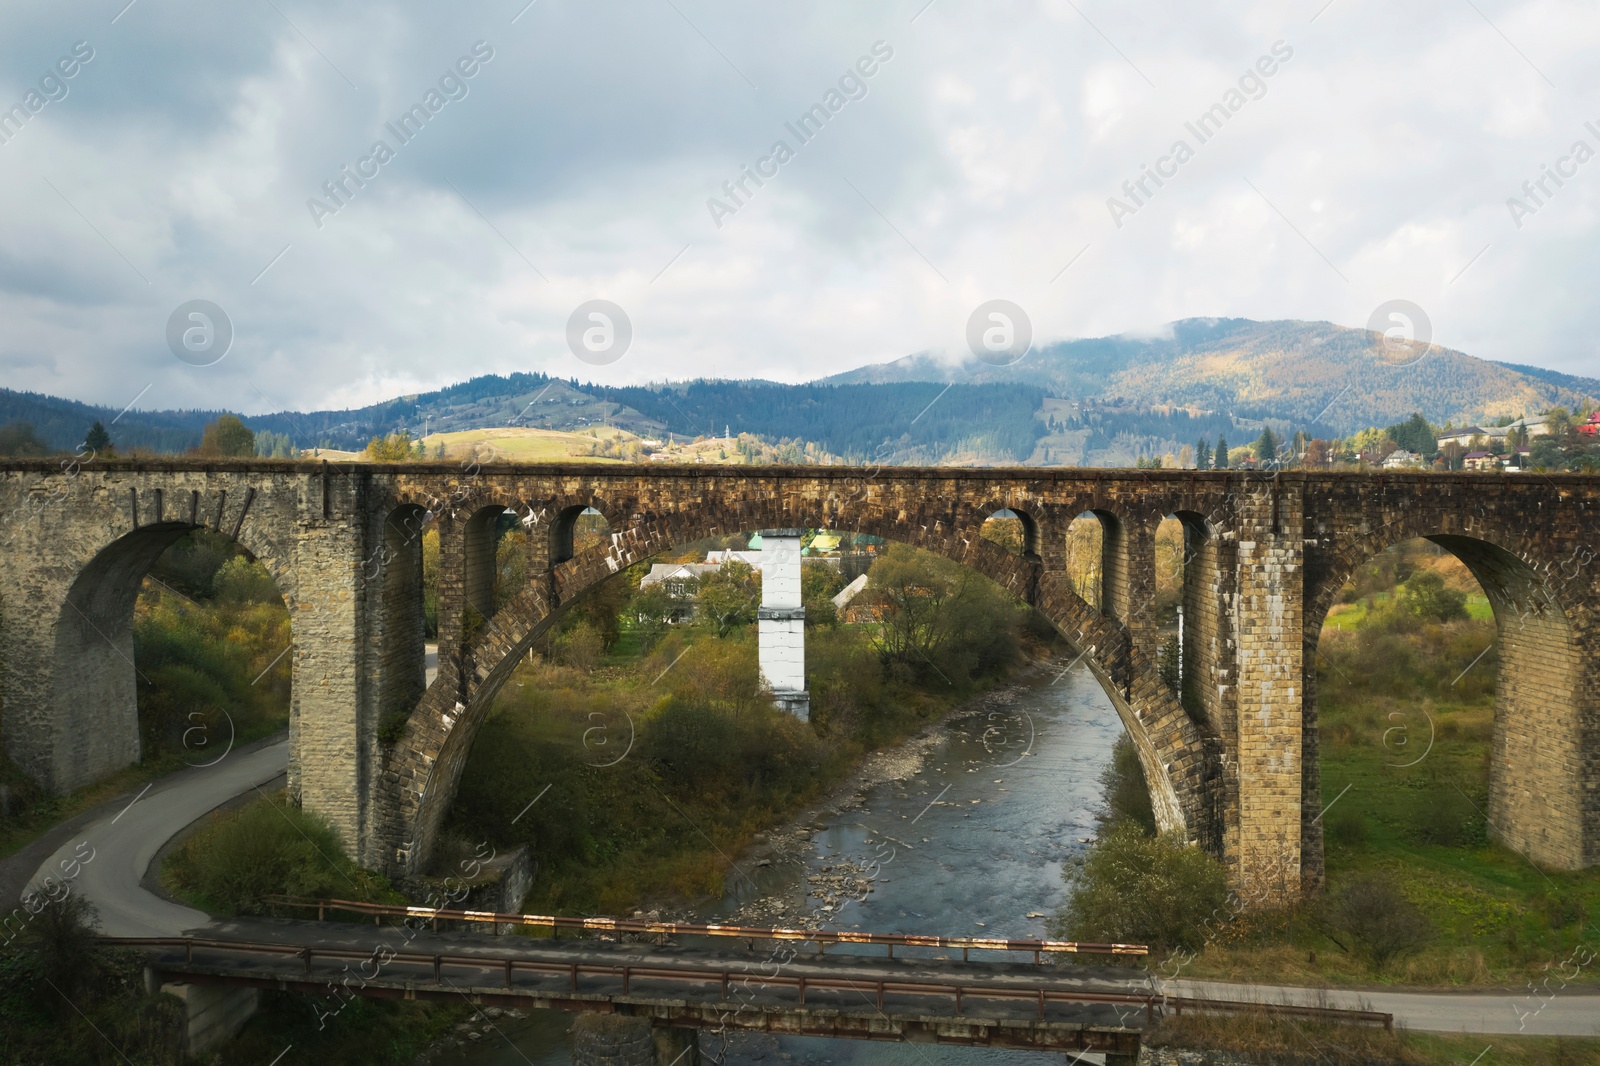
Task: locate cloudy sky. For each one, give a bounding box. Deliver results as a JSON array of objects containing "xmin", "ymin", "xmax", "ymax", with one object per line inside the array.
[{"xmin": 1, "ymin": 0, "xmax": 1597, "ymax": 414}]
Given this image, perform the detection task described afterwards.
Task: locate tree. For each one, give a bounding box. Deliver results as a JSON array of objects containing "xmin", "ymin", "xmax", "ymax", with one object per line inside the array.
[
  {"xmin": 200, "ymin": 414, "xmax": 255, "ymax": 457},
  {"xmin": 1385, "ymin": 412, "xmax": 1436, "ymax": 457},
  {"xmin": 1400, "ymin": 571, "xmax": 1467, "ymax": 622},
  {"xmin": 1305, "ymin": 439, "xmax": 1330, "ymax": 467},
  {"xmin": 0, "ymin": 421, "xmax": 48, "ymax": 456},
  {"xmin": 1052, "ymin": 824, "xmax": 1230, "ymax": 958},
  {"xmin": 1213, "ymin": 436, "xmax": 1228, "ymax": 469},
  {"xmin": 83, "ymin": 420, "xmax": 111, "ymax": 456},
  {"xmin": 254, "ymin": 429, "xmax": 297, "ymax": 458},
  {"xmin": 801, "ymin": 561, "xmax": 843, "ymax": 627},
  {"xmin": 1194, "ymin": 439, "xmax": 1210, "ymax": 470},
  {"xmin": 1530, "ymin": 436, "xmax": 1566, "ymax": 470},
  {"xmin": 867, "ymin": 543, "xmax": 1019, "ymax": 686},
  {"xmin": 366, "ymin": 430, "xmax": 415, "ymax": 461},
  {"xmin": 695, "ymin": 560, "xmax": 761, "ymax": 636},
  {"xmin": 1254, "ymin": 427, "xmax": 1279, "ymax": 466}
]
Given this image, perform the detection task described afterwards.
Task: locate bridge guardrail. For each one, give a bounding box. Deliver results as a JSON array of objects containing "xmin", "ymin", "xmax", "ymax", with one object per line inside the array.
[
  {"xmin": 261, "ymin": 895, "xmax": 1149, "ymax": 960},
  {"xmin": 112, "ymin": 934, "xmax": 1393, "ymax": 1031}
]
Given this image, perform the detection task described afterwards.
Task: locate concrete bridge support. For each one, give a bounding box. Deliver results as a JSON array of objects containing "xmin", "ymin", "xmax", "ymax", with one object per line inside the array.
[
  {"xmin": 572, "ymin": 1014, "xmax": 701, "ymax": 1065},
  {"xmin": 148, "ymin": 976, "xmax": 259, "ymax": 1056}
]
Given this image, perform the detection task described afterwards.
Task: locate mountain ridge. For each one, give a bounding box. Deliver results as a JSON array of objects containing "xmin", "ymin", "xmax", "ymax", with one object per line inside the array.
[{"xmin": 2, "ymin": 318, "xmax": 1592, "ymax": 462}]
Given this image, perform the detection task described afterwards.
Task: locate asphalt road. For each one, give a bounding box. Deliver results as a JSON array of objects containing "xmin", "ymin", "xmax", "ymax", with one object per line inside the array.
[
  {"xmin": 1168, "ymin": 978, "xmax": 1600, "ymax": 1038},
  {"xmin": 25, "ymin": 739, "xmax": 289, "ymax": 937},
  {"xmin": 17, "ymin": 734, "xmax": 1600, "ymax": 1037}
]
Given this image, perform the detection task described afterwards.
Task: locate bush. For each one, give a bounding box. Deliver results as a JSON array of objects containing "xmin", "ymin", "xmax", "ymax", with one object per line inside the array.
[
  {"xmin": 1399, "ymin": 571, "xmax": 1467, "ymax": 623},
  {"xmin": 1409, "ymin": 787, "xmax": 1482, "ymax": 847},
  {"xmin": 1327, "ymin": 807, "xmax": 1368, "ymax": 847},
  {"xmin": 165, "ymin": 793, "xmax": 393, "ymax": 915},
  {"xmin": 1319, "ymin": 873, "xmax": 1432, "ymax": 970},
  {"xmin": 1053, "ymin": 824, "xmax": 1230, "ymax": 957},
  {"xmin": 553, "ymin": 621, "xmax": 605, "ymax": 670},
  {"xmin": 1095, "ymin": 734, "xmax": 1156, "ymax": 836}
]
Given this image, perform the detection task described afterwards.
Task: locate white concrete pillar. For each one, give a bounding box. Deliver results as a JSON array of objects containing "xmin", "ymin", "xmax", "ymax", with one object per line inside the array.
[{"xmin": 757, "ymin": 529, "xmax": 808, "ymax": 719}]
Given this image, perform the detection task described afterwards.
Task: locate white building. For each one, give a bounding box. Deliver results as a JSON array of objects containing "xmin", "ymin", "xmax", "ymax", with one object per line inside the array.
[{"xmin": 1382, "ymin": 448, "xmax": 1423, "ymax": 469}]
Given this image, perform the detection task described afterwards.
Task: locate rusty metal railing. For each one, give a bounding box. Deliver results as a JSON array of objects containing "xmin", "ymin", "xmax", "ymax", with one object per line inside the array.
[{"xmin": 262, "ymin": 895, "xmax": 1148, "ymax": 960}]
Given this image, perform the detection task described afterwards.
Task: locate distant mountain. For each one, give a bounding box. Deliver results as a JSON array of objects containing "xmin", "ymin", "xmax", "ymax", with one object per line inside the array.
[
  {"xmin": 822, "ymin": 318, "xmax": 1597, "ymax": 434},
  {"xmin": 3, "ymin": 318, "xmax": 1592, "ymax": 465}
]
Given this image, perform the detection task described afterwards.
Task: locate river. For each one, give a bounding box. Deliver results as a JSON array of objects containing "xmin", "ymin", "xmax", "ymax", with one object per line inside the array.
[{"xmin": 440, "ymin": 658, "xmax": 1123, "ymax": 1065}]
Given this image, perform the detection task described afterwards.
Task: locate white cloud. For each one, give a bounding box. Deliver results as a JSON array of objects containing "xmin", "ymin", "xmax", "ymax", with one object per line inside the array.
[{"xmin": 1, "ymin": 0, "xmax": 1598, "ymax": 416}]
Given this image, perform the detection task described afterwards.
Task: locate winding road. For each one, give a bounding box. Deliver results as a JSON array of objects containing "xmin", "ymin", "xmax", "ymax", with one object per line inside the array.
[{"xmin": 7, "ymin": 725, "xmax": 1597, "ymax": 1039}]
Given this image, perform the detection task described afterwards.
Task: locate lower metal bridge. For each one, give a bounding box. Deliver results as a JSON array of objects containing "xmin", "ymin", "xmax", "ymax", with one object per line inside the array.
[{"xmin": 114, "ymin": 907, "xmax": 1392, "ymax": 1057}]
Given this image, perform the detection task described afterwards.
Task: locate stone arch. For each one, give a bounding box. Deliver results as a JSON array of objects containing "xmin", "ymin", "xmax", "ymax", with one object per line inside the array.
[
  {"xmin": 41, "ymin": 519, "xmax": 291, "ymax": 793},
  {"xmin": 1305, "ymin": 520, "xmax": 1592, "ymax": 874},
  {"xmin": 1164, "ymin": 509, "xmax": 1226, "ymax": 733},
  {"xmin": 377, "ymin": 495, "xmax": 1219, "ymax": 875},
  {"xmin": 549, "ymin": 498, "xmax": 625, "ymax": 566},
  {"xmin": 976, "ymin": 502, "xmax": 1042, "ymax": 559},
  {"xmin": 462, "ymin": 504, "xmax": 508, "ymax": 621}
]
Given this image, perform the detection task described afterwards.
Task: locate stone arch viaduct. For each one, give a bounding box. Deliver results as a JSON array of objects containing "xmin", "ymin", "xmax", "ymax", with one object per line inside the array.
[{"xmin": 2, "ymin": 460, "xmax": 1597, "ymax": 906}]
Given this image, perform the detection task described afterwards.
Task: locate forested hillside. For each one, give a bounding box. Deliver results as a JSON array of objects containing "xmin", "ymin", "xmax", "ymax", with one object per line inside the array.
[
  {"xmin": 827, "ymin": 318, "xmax": 1597, "ymax": 434},
  {"xmin": 587, "ymin": 381, "xmax": 1047, "ymax": 462},
  {"xmin": 4, "ymin": 318, "xmax": 1592, "ymax": 464}
]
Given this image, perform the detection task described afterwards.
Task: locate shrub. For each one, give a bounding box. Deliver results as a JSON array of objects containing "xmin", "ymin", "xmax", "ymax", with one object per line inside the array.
[
  {"xmin": 1319, "ymin": 873, "xmax": 1432, "ymax": 970},
  {"xmin": 21, "ymin": 892, "xmax": 101, "ymax": 1007},
  {"xmin": 1327, "ymin": 807, "xmax": 1368, "ymax": 847},
  {"xmin": 1399, "ymin": 571, "xmax": 1467, "ymax": 623},
  {"xmin": 1053, "ymin": 824, "xmax": 1230, "ymax": 957},
  {"xmin": 166, "ymin": 793, "xmax": 392, "ymax": 915},
  {"xmin": 1095, "ymin": 734, "xmax": 1156, "ymax": 836},
  {"xmin": 1409, "ymin": 788, "xmax": 1482, "ymax": 847},
  {"xmin": 553, "ymin": 621, "xmax": 605, "ymax": 671}
]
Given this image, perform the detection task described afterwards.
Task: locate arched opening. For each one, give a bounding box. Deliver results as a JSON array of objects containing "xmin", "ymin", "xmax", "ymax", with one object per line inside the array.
[
  {"xmin": 379, "ymin": 505, "xmax": 431, "ymax": 737},
  {"xmin": 1153, "ymin": 515, "xmax": 1185, "ymax": 699},
  {"xmin": 549, "ymin": 504, "xmax": 612, "ymax": 566},
  {"xmin": 1312, "ymin": 535, "xmax": 1584, "ymax": 920},
  {"xmin": 464, "ymin": 504, "xmax": 543, "ymax": 622},
  {"xmin": 1064, "ymin": 511, "xmax": 1107, "ymax": 612},
  {"xmin": 437, "ymin": 523, "xmax": 1131, "ymax": 912},
  {"xmin": 1158, "ymin": 511, "xmax": 1217, "ymax": 728},
  {"xmin": 979, "ymin": 507, "xmax": 1039, "ymax": 558},
  {"xmin": 49, "ymin": 524, "xmax": 292, "ymax": 791},
  {"xmin": 463, "ymin": 505, "xmax": 507, "ymax": 621}
]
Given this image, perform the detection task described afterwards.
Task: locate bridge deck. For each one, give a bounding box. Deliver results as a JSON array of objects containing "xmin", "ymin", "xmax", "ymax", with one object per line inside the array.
[{"xmin": 120, "ymin": 919, "xmax": 1389, "ymax": 1054}]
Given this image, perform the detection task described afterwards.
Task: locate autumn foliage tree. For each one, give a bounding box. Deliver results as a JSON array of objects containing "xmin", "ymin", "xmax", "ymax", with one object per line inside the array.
[{"xmin": 199, "ymin": 414, "xmax": 255, "ymax": 457}]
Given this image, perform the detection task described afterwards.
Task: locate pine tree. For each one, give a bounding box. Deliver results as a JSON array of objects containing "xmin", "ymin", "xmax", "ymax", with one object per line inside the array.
[
  {"xmin": 1214, "ymin": 436, "xmax": 1228, "ymax": 470},
  {"xmin": 1255, "ymin": 426, "xmax": 1280, "ymax": 467},
  {"xmin": 1195, "ymin": 438, "xmax": 1210, "ymax": 470},
  {"xmin": 83, "ymin": 420, "xmax": 111, "ymax": 456}
]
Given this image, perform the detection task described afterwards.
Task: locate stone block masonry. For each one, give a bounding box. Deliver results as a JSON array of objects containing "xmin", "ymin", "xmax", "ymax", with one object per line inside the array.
[{"xmin": 1, "ymin": 460, "xmax": 1596, "ymax": 908}]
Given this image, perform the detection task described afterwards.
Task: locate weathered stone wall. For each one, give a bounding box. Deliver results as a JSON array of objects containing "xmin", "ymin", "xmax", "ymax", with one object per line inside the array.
[{"xmin": 3, "ymin": 461, "xmax": 1596, "ymax": 904}]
